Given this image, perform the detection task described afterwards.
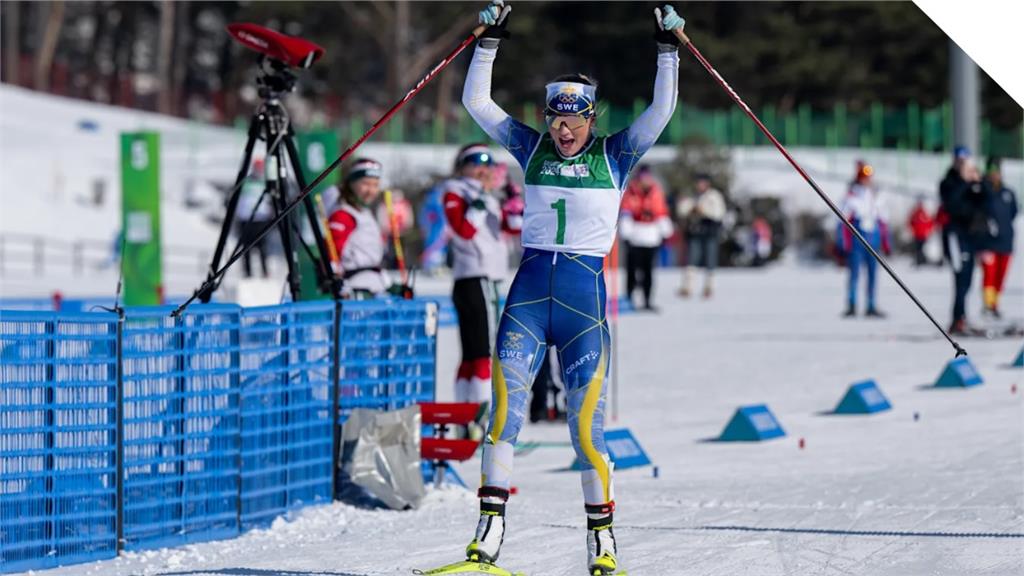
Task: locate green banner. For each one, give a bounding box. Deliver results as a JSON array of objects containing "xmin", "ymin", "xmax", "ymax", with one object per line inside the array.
[
  {"xmin": 296, "ymin": 131, "xmax": 340, "ymax": 300},
  {"xmin": 120, "ymin": 132, "xmax": 163, "ymax": 306}
]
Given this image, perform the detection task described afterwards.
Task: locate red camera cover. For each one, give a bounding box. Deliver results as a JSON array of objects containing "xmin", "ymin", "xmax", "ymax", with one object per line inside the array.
[{"xmin": 227, "ymin": 23, "xmax": 325, "ymax": 69}]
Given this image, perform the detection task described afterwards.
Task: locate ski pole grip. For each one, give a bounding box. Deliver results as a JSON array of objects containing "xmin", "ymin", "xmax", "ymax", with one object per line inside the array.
[
  {"xmin": 673, "ymin": 27, "xmax": 692, "ymax": 46},
  {"xmin": 472, "ymin": 24, "xmax": 487, "ymax": 38}
]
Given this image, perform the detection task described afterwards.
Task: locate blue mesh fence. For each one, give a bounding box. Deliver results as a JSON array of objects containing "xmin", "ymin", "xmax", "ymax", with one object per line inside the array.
[
  {"xmin": 121, "ymin": 305, "xmax": 241, "ymax": 551},
  {"xmin": 1, "ymin": 299, "xmax": 436, "ymax": 573},
  {"xmin": 0, "ymin": 310, "xmax": 119, "ymax": 572},
  {"xmin": 239, "ymin": 302, "xmax": 334, "ymax": 530},
  {"xmin": 338, "ymin": 300, "xmax": 437, "ymax": 417}
]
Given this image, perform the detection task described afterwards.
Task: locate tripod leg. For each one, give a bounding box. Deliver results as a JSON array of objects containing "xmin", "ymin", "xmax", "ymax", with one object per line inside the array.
[
  {"xmin": 283, "ymin": 131, "xmax": 342, "ymax": 299},
  {"xmin": 268, "ymin": 145, "xmax": 303, "ymax": 302},
  {"xmin": 200, "ymin": 113, "xmax": 261, "ymax": 303}
]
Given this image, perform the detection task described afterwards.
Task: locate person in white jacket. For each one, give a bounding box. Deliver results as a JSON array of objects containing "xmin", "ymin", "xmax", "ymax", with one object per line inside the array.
[{"xmin": 677, "ymin": 173, "xmax": 726, "ymax": 298}]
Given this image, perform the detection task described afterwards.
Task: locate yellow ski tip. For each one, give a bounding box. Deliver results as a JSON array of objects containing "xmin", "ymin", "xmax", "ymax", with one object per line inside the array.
[{"xmin": 413, "ymin": 560, "xmax": 526, "ymax": 576}]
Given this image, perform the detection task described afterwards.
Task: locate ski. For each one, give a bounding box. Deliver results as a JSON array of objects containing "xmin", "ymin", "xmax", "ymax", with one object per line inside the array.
[{"xmin": 412, "ymin": 560, "xmax": 527, "ymax": 576}]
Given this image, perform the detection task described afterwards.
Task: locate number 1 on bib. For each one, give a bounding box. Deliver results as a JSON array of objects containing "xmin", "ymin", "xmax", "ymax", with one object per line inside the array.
[{"xmin": 550, "ymin": 198, "xmax": 566, "ymax": 244}]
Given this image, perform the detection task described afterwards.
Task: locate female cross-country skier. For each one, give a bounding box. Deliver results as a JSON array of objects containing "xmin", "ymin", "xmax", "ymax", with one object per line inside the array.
[
  {"xmin": 444, "ymin": 143, "xmax": 508, "ymax": 436},
  {"xmin": 458, "ymin": 2, "xmax": 684, "ymax": 574},
  {"xmin": 327, "ymin": 158, "xmax": 390, "ymax": 298}
]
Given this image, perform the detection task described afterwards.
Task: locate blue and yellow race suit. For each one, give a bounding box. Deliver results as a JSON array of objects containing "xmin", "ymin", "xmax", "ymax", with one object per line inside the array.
[{"xmin": 462, "ymin": 42, "xmax": 678, "ymax": 506}]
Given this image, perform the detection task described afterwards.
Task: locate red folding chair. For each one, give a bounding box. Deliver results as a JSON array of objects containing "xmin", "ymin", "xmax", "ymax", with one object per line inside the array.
[{"xmin": 420, "ymin": 402, "xmax": 481, "ymax": 486}]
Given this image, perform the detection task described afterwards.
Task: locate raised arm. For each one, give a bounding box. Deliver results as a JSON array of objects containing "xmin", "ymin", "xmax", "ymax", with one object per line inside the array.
[
  {"xmin": 607, "ymin": 6, "xmax": 684, "ymax": 189},
  {"xmin": 462, "ymin": 41, "xmax": 540, "ymax": 168}
]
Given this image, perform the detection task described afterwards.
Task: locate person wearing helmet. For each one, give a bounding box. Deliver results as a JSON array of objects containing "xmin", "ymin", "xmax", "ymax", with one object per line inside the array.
[
  {"xmin": 327, "ymin": 158, "xmax": 389, "ymax": 298},
  {"xmin": 836, "ymin": 161, "xmax": 890, "ymax": 318},
  {"xmin": 444, "ymin": 143, "xmax": 508, "ymax": 437},
  {"xmin": 459, "ymin": 2, "xmax": 684, "ymax": 573}
]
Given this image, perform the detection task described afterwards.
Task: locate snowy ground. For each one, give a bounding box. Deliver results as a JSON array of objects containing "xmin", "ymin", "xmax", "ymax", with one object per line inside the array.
[{"xmin": 14, "ymin": 260, "xmax": 1024, "ymax": 576}]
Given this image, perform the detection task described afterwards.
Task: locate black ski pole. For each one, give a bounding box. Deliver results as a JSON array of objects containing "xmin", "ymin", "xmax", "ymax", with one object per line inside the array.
[
  {"xmin": 669, "ymin": 24, "xmax": 966, "ymax": 357},
  {"xmin": 172, "ymin": 21, "xmax": 489, "ymax": 318}
]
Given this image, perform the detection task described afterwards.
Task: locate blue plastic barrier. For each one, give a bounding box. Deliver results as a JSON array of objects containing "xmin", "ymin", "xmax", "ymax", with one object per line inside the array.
[
  {"xmin": 0, "ymin": 299, "xmax": 436, "ymax": 573},
  {"xmin": 239, "ymin": 302, "xmax": 334, "ymax": 530},
  {"xmin": 718, "ymin": 404, "xmax": 786, "ymax": 441},
  {"xmin": 833, "ymin": 380, "xmax": 892, "ymax": 414},
  {"xmin": 934, "ymin": 357, "xmax": 984, "ymax": 388},
  {"xmin": 1013, "ymin": 347, "xmax": 1023, "ymax": 368},
  {"xmin": 121, "ymin": 305, "xmax": 241, "ymax": 550},
  {"xmin": 570, "ymin": 428, "xmax": 651, "ymax": 471},
  {"xmin": 0, "ymin": 310, "xmax": 119, "ymax": 572}
]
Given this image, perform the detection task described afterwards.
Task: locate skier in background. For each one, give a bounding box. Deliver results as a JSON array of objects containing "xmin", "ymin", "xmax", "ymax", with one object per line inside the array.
[
  {"xmin": 978, "ymin": 157, "xmax": 1017, "ymax": 318},
  {"xmin": 327, "ymin": 158, "xmax": 390, "ymax": 298},
  {"xmin": 497, "ymin": 163, "xmax": 526, "ymax": 266},
  {"xmin": 443, "ymin": 143, "xmax": 507, "ymax": 437},
  {"xmin": 939, "ymin": 147, "xmax": 988, "ymax": 334},
  {"xmin": 620, "ymin": 165, "xmax": 672, "ymax": 311},
  {"xmin": 837, "ymin": 161, "xmax": 890, "ymax": 318},
  {"xmin": 458, "ymin": 2, "xmax": 683, "ymax": 573},
  {"xmin": 419, "ymin": 180, "xmax": 450, "ymax": 275},
  {"xmin": 907, "ymin": 195, "xmax": 934, "ymax": 267},
  {"xmin": 677, "ymin": 173, "xmax": 726, "ymax": 298}
]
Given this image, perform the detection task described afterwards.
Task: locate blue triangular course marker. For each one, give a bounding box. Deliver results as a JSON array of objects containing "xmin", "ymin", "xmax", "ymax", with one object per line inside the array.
[
  {"xmin": 1013, "ymin": 346, "xmax": 1023, "ymax": 368},
  {"xmin": 718, "ymin": 404, "xmax": 785, "ymax": 441},
  {"xmin": 834, "ymin": 379, "xmax": 891, "ymax": 414},
  {"xmin": 570, "ymin": 428, "xmax": 651, "ymax": 471},
  {"xmin": 934, "ymin": 357, "xmax": 984, "ymax": 387}
]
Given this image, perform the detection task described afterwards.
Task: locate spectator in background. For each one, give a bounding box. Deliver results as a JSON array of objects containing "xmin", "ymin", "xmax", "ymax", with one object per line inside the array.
[
  {"xmin": 620, "ymin": 165, "xmax": 672, "ymax": 311},
  {"xmin": 837, "ymin": 161, "xmax": 890, "ymax": 318},
  {"xmin": 907, "ymin": 195, "xmax": 934, "ymax": 267},
  {"xmin": 236, "ymin": 158, "xmax": 273, "ymax": 278},
  {"xmin": 938, "ymin": 147, "xmax": 988, "ymax": 334},
  {"xmin": 328, "ymin": 158, "xmax": 390, "ymax": 298},
  {"xmin": 677, "ymin": 173, "xmax": 726, "ymax": 298},
  {"xmin": 498, "ymin": 163, "xmax": 526, "ymax": 266},
  {"xmin": 979, "ymin": 157, "xmax": 1017, "ymax": 318},
  {"xmin": 419, "ymin": 181, "xmax": 450, "ymax": 275},
  {"xmin": 750, "ymin": 216, "xmax": 773, "ymax": 267}
]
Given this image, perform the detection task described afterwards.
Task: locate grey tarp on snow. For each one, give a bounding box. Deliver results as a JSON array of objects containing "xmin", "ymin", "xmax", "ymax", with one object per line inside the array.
[{"xmin": 340, "ymin": 405, "xmax": 425, "ymax": 510}]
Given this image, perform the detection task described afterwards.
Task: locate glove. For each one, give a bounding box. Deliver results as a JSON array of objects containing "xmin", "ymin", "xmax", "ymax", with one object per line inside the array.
[
  {"xmin": 387, "ymin": 283, "xmax": 415, "ymax": 300},
  {"xmin": 466, "ymin": 201, "xmax": 488, "ymax": 230},
  {"xmin": 653, "ymin": 5, "xmax": 685, "ymax": 47},
  {"xmin": 478, "ymin": 0, "xmax": 511, "ymax": 44}
]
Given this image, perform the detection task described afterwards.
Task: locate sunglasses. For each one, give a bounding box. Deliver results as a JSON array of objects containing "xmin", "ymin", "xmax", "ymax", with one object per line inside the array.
[{"xmin": 545, "ymin": 114, "xmax": 590, "ymax": 131}]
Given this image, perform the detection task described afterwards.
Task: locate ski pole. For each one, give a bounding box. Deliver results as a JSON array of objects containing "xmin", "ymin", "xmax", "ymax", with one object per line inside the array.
[
  {"xmin": 383, "ymin": 189, "xmax": 409, "ymax": 286},
  {"xmin": 172, "ymin": 22, "xmax": 489, "ymax": 317},
  {"xmin": 670, "ymin": 25, "xmax": 966, "ymax": 357}
]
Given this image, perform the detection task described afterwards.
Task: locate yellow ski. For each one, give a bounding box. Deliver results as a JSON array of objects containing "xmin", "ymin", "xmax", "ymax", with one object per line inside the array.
[{"xmin": 412, "ymin": 560, "xmax": 526, "ymax": 576}]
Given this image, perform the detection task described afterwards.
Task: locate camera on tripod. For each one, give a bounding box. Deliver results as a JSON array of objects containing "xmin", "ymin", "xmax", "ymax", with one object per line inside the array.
[{"xmin": 196, "ymin": 23, "xmax": 338, "ymax": 305}]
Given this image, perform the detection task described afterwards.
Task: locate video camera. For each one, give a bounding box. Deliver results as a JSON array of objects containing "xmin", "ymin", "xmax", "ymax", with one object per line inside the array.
[{"xmin": 227, "ymin": 23, "xmax": 325, "ymax": 70}]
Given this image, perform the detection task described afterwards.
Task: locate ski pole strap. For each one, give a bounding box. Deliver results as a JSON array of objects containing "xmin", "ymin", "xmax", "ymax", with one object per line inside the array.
[
  {"xmin": 587, "ymin": 514, "xmax": 614, "ymax": 530},
  {"xmin": 478, "ymin": 486, "xmax": 510, "ymax": 501},
  {"xmin": 480, "ymin": 500, "xmax": 506, "ymax": 516},
  {"xmin": 585, "ymin": 501, "xmax": 615, "ymax": 515}
]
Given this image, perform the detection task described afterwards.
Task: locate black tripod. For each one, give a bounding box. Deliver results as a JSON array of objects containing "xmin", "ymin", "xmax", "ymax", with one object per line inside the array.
[{"xmin": 198, "ymin": 57, "xmax": 340, "ymax": 303}]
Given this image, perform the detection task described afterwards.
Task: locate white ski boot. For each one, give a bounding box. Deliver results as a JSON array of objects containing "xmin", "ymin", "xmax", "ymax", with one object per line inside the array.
[
  {"xmin": 587, "ymin": 505, "xmax": 619, "ymax": 575},
  {"xmin": 466, "ymin": 487, "xmax": 508, "ymax": 564}
]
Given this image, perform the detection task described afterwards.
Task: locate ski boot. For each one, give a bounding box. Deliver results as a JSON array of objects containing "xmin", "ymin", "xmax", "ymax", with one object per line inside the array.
[
  {"xmin": 466, "ymin": 487, "xmax": 508, "ymax": 564},
  {"xmin": 586, "ymin": 503, "xmax": 619, "ymax": 575},
  {"xmin": 842, "ymin": 305, "xmax": 856, "ymax": 318}
]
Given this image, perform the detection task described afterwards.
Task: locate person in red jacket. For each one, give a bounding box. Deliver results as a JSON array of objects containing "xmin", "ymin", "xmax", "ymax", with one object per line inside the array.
[
  {"xmin": 619, "ymin": 165, "xmax": 672, "ymax": 310},
  {"xmin": 907, "ymin": 196, "xmax": 934, "ymax": 267}
]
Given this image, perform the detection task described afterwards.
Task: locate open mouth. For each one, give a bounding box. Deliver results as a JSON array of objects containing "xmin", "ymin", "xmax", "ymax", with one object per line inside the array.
[{"xmin": 558, "ymin": 135, "xmax": 576, "ymax": 151}]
